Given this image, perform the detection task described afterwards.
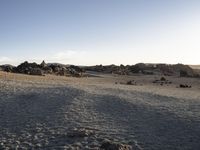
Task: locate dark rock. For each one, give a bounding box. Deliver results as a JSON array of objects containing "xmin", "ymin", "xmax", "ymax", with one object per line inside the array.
[
  {"xmin": 67, "ymin": 128, "xmax": 94, "ymax": 138},
  {"xmin": 84, "ymin": 63, "xmax": 199, "ymax": 77},
  {"xmin": 0, "ymin": 65, "xmax": 15, "ymax": 72},
  {"xmin": 70, "ymin": 65, "xmax": 84, "ymax": 73},
  {"xmin": 100, "ymin": 140, "xmax": 132, "ymax": 150},
  {"xmin": 16, "ymin": 61, "xmax": 40, "ymax": 74},
  {"xmin": 160, "ymin": 77, "xmax": 166, "ymax": 81},
  {"xmin": 127, "ymin": 80, "xmax": 133, "ymax": 85},
  {"xmin": 29, "ymin": 68, "xmax": 44, "ymax": 76},
  {"xmin": 153, "ymin": 77, "xmax": 172, "ymax": 85},
  {"xmin": 40, "ymin": 60, "xmax": 47, "ymax": 68},
  {"xmin": 43, "ymin": 66, "xmax": 53, "ymax": 74},
  {"xmin": 179, "ymin": 84, "xmax": 192, "ymax": 88},
  {"xmin": 126, "ymin": 80, "xmax": 136, "ymax": 85},
  {"xmin": 57, "ymin": 67, "xmax": 71, "ymax": 76}
]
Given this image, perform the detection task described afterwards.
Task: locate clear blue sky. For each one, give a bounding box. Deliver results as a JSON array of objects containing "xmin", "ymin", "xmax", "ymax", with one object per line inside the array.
[{"xmin": 0, "ymin": 0, "xmax": 200, "ymax": 65}]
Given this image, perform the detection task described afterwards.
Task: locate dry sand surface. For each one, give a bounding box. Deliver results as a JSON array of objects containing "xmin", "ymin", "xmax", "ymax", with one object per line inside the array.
[{"xmin": 0, "ymin": 71, "xmax": 200, "ymax": 149}]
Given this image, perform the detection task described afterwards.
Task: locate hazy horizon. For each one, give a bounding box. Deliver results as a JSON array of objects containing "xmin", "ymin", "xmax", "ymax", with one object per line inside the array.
[{"xmin": 0, "ymin": 0, "xmax": 200, "ymax": 66}]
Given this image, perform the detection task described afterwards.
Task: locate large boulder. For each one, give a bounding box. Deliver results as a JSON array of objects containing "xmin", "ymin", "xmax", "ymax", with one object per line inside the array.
[
  {"xmin": 29, "ymin": 68, "xmax": 44, "ymax": 76},
  {"xmin": 0, "ymin": 65, "xmax": 15, "ymax": 73},
  {"xmin": 57, "ymin": 67, "xmax": 68, "ymax": 76},
  {"xmin": 16, "ymin": 61, "xmax": 40, "ymax": 74},
  {"xmin": 43, "ymin": 66, "xmax": 53, "ymax": 74}
]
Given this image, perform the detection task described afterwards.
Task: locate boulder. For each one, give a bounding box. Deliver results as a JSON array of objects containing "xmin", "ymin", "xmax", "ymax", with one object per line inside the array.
[
  {"xmin": 40, "ymin": 60, "xmax": 47, "ymax": 68},
  {"xmin": 53, "ymin": 66, "xmax": 61, "ymax": 73},
  {"xmin": 16, "ymin": 61, "xmax": 40, "ymax": 74},
  {"xmin": 126, "ymin": 80, "xmax": 136, "ymax": 85},
  {"xmin": 0, "ymin": 65, "xmax": 15, "ymax": 72},
  {"xmin": 43, "ymin": 66, "xmax": 53, "ymax": 74},
  {"xmin": 67, "ymin": 128, "xmax": 94, "ymax": 138},
  {"xmin": 29, "ymin": 68, "xmax": 44, "ymax": 76},
  {"xmin": 57, "ymin": 67, "xmax": 68, "ymax": 76},
  {"xmin": 160, "ymin": 77, "xmax": 166, "ymax": 81}
]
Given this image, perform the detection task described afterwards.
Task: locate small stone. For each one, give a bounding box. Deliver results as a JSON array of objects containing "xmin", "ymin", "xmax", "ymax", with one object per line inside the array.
[{"xmin": 68, "ymin": 128, "xmax": 94, "ymax": 138}]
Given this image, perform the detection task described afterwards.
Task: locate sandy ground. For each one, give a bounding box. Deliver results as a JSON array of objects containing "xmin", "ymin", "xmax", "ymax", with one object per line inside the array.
[{"xmin": 0, "ymin": 71, "xmax": 200, "ymax": 149}]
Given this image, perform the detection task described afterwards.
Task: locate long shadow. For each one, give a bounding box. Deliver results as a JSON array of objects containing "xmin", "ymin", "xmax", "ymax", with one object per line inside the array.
[
  {"xmin": 1, "ymin": 86, "xmax": 200, "ymax": 149},
  {"xmin": 0, "ymin": 86, "xmax": 85, "ymax": 148},
  {"xmin": 92, "ymin": 94, "xmax": 200, "ymax": 150}
]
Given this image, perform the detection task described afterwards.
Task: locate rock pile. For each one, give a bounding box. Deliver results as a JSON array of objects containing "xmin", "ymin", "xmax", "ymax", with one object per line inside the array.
[
  {"xmin": 1, "ymin": 61, "xmax": 199, "ymax": 78},
  {"xmin": 0, "ymin": 65, "xmax": 15, "ymax": 73},
  {"xmin": 84, "ymin": 63, "xmax": 199, "ymax": 77},
  {"xmin": 15, "ymin": 61, "xmax": 44, "ymax": 75},
  {"xmin": 0, "ymin": 61, "xmax": 84, "ymax": 77}
]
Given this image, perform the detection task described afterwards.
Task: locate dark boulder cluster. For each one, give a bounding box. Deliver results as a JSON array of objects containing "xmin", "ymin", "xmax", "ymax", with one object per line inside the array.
[
  {"xmin": 152, "ymin": 77, "xmax": 172, "ymax": 86},
  {"xmin": 0, "ymin": 61, "xmax": 84, "ymax": 77},
  {"xmin": 85, "ymin": 64, "xmax": 130, "ymax": 75},
  {"xmin": 15, "ymin": 61, "xmax": 44, "ymax": 75},
  {"xmin": 0, "ymin": 65, "xmax": 15, "ymax": 73},
  {"xmin": 1, "ymin": 61, "xmax": 199, "ymax": 78},
  {"xmin": 84, "ymin": 63, "xmax": 199, "ymax": 77},
  {"xmin": 179, "ymin": 84, "xmax": 192, "ymax": 88}
]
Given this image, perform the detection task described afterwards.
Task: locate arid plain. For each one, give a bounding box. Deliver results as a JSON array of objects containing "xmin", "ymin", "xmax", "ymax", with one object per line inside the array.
[{"xmin": 0, "ymin": 71, "xmax": 200, "ymax": 149}]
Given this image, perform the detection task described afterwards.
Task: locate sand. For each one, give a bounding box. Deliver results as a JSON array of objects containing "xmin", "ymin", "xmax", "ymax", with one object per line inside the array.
[{"xmin": 0, "ymin": 71, "xmax": 200, "ymax": 149}]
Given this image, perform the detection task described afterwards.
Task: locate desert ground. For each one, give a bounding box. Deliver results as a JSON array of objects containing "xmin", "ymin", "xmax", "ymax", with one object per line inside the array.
[{"xmin": 0, "ymin": 71, "xmax": 200, "ymax": 149}]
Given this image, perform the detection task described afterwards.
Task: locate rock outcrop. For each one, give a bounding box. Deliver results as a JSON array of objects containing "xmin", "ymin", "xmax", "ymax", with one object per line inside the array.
[
  {"xmin": 0, "ymin": 61, "xmax": 84, "ymax": 77},
  {"xmin": 84, "ymin": 63, "xmax": 199, "ymax": 77},
  {"xmin": 0, "ymin": 61, "xmax": 199, "ymax": 78},
  {"xmin": 0, "ymin": 65, "xmax": 15, "ymax": 72}
]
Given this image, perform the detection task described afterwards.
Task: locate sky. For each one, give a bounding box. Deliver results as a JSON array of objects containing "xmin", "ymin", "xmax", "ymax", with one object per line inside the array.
[{"xmin": 0, "ymin": 0, "xmax": 200, "ymax": 66}]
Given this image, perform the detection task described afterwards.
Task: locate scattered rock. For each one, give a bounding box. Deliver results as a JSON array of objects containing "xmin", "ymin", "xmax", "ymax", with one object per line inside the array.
[
  {"xmin": 179, "ymin": 84, "xmax": 192, "ymax": 88},
  {"xmin": 126, "ymin": 80, "xmax": 137, "ymax": 85},
  {"xmin": 153, "ymin": 77, "xmax": 172, "ymax": 85}
]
